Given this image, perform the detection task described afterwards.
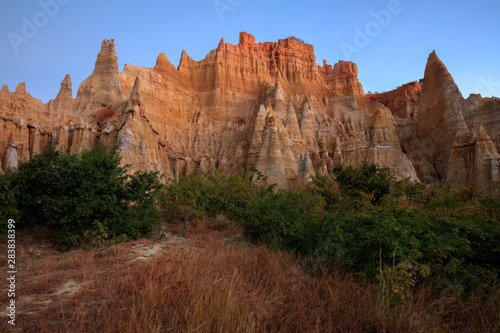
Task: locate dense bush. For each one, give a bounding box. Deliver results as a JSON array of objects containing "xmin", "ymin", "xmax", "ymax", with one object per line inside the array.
[
  {"xmin": 160, "ymin": 171, "xmax": 270, "ymax": 222},
  {"xmin": 332, "ymin": 162, "xmax": 394, "ymax": 204},
  {"xmin": 4, "ymin": 145, "xmax": 163, "ymax": 247},
  {"xmin": 318, "ymin": 198, "xmax": 499, "ymax": 294},
  {"xmin": 241, "ymin": 186, "xmax": 327, "ymax": 254},
  {"xmin": 0, "ymin": 170, "xmax": 19, "ymax": 233}
]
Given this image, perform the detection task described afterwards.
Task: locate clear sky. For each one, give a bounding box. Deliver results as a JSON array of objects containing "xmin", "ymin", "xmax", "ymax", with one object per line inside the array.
[{"xmin": 1, "ymin": 0, "xmax": 499, "ymax": 103}]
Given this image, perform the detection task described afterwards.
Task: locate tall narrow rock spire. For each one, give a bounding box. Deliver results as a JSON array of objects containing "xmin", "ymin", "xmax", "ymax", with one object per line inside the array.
[
  {"xmin": 298, "ymin": 147, "xmax": 310, "ymax": 182},
  {"xmin": 130, "ymin": 76, "xmax": 141, "ymax": 106},
  {"xmin": 76, "ymin": 38, "xmax": 122, "ymax": 118},
  {"xmin": 5, "ymin": 138, "xmax": 18, "ymax": 171},
  {"xmin": 55, "ymin": 74, "xmax": 73, "ymax": 103},
  {"xmin": 93, "ymin": 39, "xmax": 119, "ymax": 76},
  {"xmin": 416, "ymin": 50, "xmax": 466, "ymax": 180}
]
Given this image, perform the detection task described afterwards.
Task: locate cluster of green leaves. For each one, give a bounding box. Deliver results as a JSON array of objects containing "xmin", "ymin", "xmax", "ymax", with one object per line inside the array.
[
  {"xmin": 317, "ymin": 194, "xmax": 499, "ymax": 296},
  {"xmin": 241, "ymin": 186, "xmax": 327, "ymax": 253},
  {"xmin": 310, "ymin": 171, "xmax": 498, "ymax": 295},
  {"xmin": 160, "ymin": 170, "xmax": 272, "ymax": 222},
  {"xmin": 0, "ymin": 170, "xmax": 19, "ymax": 233},
  {"xmin": 1, "ymin": 145, "xmax": 163, "ymax": 248},
  {"xmin": 331, "ymin": 162, "xmax": 394, "ymax": 204}
]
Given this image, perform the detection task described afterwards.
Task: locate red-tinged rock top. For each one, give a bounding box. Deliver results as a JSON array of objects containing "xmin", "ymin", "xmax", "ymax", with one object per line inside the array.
[
  {"xmin": 239, "ymin": 31, "xmax": 255, "ymax": 46},
  {"xmin": 172, "ymin": 32, "xmax": 363, "ymax": 97},
  {"xmin": 237, "ymin": 31, "xmax": 315, "ymax": 56},
  {"xmin": 15, "ymin": 82, "xmax": 26, "ymax": 94},
  {"xmin": 318, "ymin": 60, "xmax": 358, "ymax": 80},
  {"xmin": 154, "ymin": 52, "xmax": 176, "ymax": 74},
  {"xmin": 178, "ymin": 50, "xmax": 194, "ymax": 69},
  {"xmin": 217, "ymin": 38, "xmax": 225, "ymax": 50},
  {"xmin": 219, "ymin": 32, "xmax": 317, "ymax": 66}
]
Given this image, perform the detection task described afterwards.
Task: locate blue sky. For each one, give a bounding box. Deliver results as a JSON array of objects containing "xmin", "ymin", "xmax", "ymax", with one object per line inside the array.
[{"xmin": 0, "ymin": 0, "xmax": 499, "ymax": 102}]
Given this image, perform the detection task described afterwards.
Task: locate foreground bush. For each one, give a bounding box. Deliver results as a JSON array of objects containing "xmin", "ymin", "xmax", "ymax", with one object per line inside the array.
[
  {"xmin": 160, "ymin": 171, "xmax": 272, "ymax": 222},
  {"xmin": 313, "ymin": 177, "xmax": 499, "ymax": 295},
  {"xmin": 6, "ymin": 145, "xmax": 163, "ymax": 247},
  {"xmin": 319, "ymin": 198, "xmax": 499, "ymax": 295},
  {"xmin": 241, "ymin": 186, "xmax": 327, "ymax": 254},
  {"xmin": 0, "ymin": 170, "xmax": 18, "ymax": 233},
  {"xmin": 331, "ymin": 162, "xmax": 394, "ymax": 204}
]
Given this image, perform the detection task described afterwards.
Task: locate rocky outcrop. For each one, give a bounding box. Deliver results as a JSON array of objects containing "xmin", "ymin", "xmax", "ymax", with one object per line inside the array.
[
  {"xmin": 445, "ymin": 122, "xmax": 500, "ymax": 191},
  {"xmin": 5, "ymin": 139, "xmax": 18, "ymax": 171},
  {"xmin": 414, "ymin": 51, "xmax": 467, "ymax": 181},
  {"xmin": 368, "ymin": 81, "xmax": 421, "ymax": 120},
  {"xmin": 47, "ymin": 74, "xmax": 76, "ymax": 123},
  {"xmin": 0, "ymin": 33, "xmax": 499, "ymax": 191},
  {"xmin": 407, "ymin": 51, "xmax": 500, "ymax": 187},
  {"xmin": 298, "ymin": 148, "xmax": 311, "ymax": 182},
  {"xmin": 76, "ymin": 39, "xmax": 123, "ymax": 121}
]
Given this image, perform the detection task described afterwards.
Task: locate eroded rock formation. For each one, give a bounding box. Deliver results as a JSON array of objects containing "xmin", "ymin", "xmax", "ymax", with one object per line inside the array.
[{"xmin": 1, "ymin": 33, "xmax": 499, "ymax": 191}]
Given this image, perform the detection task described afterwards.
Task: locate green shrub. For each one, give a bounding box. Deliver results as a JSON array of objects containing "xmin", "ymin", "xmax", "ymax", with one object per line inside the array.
[
  {"xmin": 313, "ymin": 194, "xmax": 499, "ymax": 296},
  {"xmin": 332, "ymin": 162, "xmax": 394, "ymax": 204},
  {"xmin": 161, "ymin": 173, "xmax": 208, "ymax": 221},
  {"xmin": 160, "ymin": 170, "xmax": 274, "ymax": 222},
  {"xmin": 11, "ymin": 148, "xmax": 63, "ymax": 226},
  {"xmin": 240, "ymin": 187, "xmax": 327, "ymax": 254},
  {"xmin": 0, "ymin": 170, "xmax": 18, "ymax": 233},
  {"xmin": 126, "ymin": 170, "xmax": 164, "ymax": 237},
  {"xmin": 309, "ymin": 174, "xmax": 341, "ymax": 210},
  {"xmin": 10, "ymin": 144, "xmax": 163, "ymax": 247}
]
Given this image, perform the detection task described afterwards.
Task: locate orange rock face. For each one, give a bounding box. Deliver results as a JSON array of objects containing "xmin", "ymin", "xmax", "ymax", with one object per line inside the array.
[
  {"xmin": 368, "ymin": 81, "xmax": 421, "ymax": 120},
  {"xmin": 0, "ymin": 33, "xmax": 498, "ymax": 191}
]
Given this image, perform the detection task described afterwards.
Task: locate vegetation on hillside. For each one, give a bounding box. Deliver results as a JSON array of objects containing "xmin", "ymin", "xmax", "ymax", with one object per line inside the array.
[{"xmin": 160, "ymin": 164, "xmax": 500, "ymax": 298}]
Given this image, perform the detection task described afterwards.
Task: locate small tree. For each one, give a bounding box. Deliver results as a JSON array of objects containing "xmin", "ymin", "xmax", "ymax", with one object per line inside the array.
[
  {"xmin": 0, "ymin": 170, "xmax": 18, "ymax": 233},
  {"xmin": 10, "ymin": 144, "xmax": 163, "ymax": 247}
]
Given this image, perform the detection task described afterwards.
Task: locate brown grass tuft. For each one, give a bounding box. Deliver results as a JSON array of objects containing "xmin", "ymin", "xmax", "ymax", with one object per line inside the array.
[{"xmin": 95, "ymin": 104, "xmax": 117, "ymax": 123}]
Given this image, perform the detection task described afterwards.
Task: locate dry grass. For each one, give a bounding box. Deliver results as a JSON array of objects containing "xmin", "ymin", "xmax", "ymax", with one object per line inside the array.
[
  {"xmin": 95, "ymin": 104, "xmax": 117, "ymax": 123},
  {"xmin": 0, "ymin": 219, "xmax": 498, "ymax": 332}
]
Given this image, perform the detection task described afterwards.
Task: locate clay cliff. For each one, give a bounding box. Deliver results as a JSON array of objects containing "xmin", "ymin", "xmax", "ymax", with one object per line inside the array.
[{"xmin": 1, "ymin": 33, "xmax": 499, "ymax": 191}]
